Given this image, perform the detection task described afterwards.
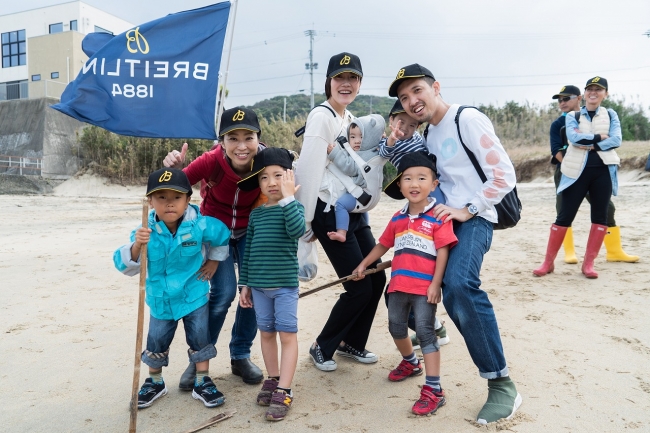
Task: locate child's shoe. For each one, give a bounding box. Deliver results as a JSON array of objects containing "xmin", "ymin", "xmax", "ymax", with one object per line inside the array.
[
  {"xmin": 265, "ymin": 389, "xmax": 292, "ymax": 421},
  {"xmin": 412, "ymin": 385, "xmax": 445, "ymax": 416},
  {"xmin": 388, "ymin": 359, "xmax": 423, "ymax": 382},
  {"xmin": 257, "ymin": 378, "xmax": 278, "ymax": 406},
  {"xmin": 137, "ymin": 378, "xmax": 167, "ymax": 409},
  {"xmin": 192, "ymin": 377, "xmax": 225, "ymax": 408}
]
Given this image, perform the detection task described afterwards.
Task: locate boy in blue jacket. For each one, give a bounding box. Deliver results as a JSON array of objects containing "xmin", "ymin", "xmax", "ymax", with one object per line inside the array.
[{"xmin": 114, "ymin": 168, "xmax": 231, "ymax": 409}]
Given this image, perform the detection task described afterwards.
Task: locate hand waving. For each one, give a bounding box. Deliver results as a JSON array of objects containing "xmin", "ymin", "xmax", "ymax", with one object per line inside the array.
[{"xmin": 280, "ymin": 169, "xmax": 301, "ymax": 198}]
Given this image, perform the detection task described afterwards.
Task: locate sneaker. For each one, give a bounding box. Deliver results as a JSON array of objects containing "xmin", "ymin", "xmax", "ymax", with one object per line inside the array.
[
  {"xmin": 137, "ymin": 378, "xmax": 167, "ymax": 409},
  {"xmin": 412, "ymin": 385, "xmax": 446, "ymax": 416},
  {"xmin": 435, "ymin": 322, "xmax": 450, "ymax": 345},
  {"xmin": 388, "ymin": 359, "xmax": 423, "ymax": 382},
  {"xmin": 335, "ymin": 343, "xmax": 379, "ymax": 364},
  {"xmin": 257, "ymin": 378, "xmax": 278, "ymax": 406},
  {"xmin": 309, "ymin": 343, "xmax": 337, "ymax": 371},
  {"xmin": 192, "ymin": 377, "xmax": 225, "ymax": 408},
  {"xmin": 265, "ymin": 389, "xmax": 293, "ymax": 421},
  {"xmin": 476, "ymin": 377, "xmax": 522, "ymax": 425}
]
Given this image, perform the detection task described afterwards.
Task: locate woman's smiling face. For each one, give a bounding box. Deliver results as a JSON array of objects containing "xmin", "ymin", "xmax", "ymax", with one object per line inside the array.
[{"xmin": 329, "ymin": 72, "xmax": 361, "ymax": 107}]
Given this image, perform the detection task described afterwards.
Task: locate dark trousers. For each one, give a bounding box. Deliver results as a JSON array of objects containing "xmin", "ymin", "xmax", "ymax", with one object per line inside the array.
[
  {"xmin": 556, "ymin": 165, "xmax": 612, "ymax": 227},
  {"xmin": 312, "ymin": 199, "xmax": 386, "ymax": 359},
  {"xmin": 554, "ymin": 164, "xmax": 616, "ymax": 226}
]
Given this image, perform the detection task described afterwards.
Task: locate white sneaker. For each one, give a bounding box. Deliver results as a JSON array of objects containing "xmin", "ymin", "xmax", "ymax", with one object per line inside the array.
[{"xmin": 309, "ymin": 343, "xmax": 337, "ymax": 371}]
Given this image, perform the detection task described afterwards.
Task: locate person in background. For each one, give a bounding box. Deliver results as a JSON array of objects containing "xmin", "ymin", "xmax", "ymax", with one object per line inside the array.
[{"xmin": 549, "ymin": 85, "xmax": 638, "ymax": 264}]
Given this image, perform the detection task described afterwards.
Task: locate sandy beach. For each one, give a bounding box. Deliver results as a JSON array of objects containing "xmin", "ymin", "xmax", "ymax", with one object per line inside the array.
[{"xmin": 2, "ymin": 172, "xmax": 649, "ymax": 432}]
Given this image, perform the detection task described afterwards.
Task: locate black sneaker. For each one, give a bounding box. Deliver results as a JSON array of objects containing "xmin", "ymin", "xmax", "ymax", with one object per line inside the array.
[
  {"xmin": 309, "ymin": 343, "xmax": 337, "ymax": 371},
  {"xmin": 335, "ymin": 343, "xmax": 379, "ymax": 364},
  {"xmin": 137, "ymin": 378, "xmax": 167, "ymax": 409},
  {"xmin": 192, "ymin": 377, "xmax": 225, "ymax": 408}
]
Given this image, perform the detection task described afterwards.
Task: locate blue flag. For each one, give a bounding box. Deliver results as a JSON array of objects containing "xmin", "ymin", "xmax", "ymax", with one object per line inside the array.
[{"xmin": 51, "ymin": 2, "xmax": 231, "ymax": 139}]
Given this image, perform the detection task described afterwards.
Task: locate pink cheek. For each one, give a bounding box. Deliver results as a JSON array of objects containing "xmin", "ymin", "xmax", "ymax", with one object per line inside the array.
[
  {"xmin": 480, "ymin": 134, "xmax": 495, "ymax": 149},
  {"xmin": 483, "ymin": 188, "xmax": 499, "ymax": 199},
  {"xmin": 486, "ymin": 150, "xmax": 500, "ymax": 166}
]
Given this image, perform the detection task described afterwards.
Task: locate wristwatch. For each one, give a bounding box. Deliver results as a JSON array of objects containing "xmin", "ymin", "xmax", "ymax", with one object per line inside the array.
[{"xmin": 465, "ymin": 203, "xmax": 479, "ymax": 218}]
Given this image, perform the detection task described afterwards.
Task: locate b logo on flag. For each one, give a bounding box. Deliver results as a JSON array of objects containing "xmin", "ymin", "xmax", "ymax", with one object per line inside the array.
[
  {"xmin": 159, "ymin": 171, "xmax": 173, "ymax": 182},
  {"xmin": 340, "ymin": 55, "xmax": 351, "ymax": 65},
  {"xmin": 233, "ymin": 110, "xmax": 245, "ymax": 121},
  {"xmin": 592, "ymin": 77, "xmax": 600, "ymax": 83},
  {"xmin": 397, "ymin": 69, "xmax": 405, "ymax": 79},
  {"xmin": 126, "ymin": 27, "xmax": 149, "ymax": 54}
]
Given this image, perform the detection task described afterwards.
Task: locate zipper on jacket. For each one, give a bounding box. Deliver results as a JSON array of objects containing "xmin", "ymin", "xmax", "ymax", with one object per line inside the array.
[{"xmin": 231, "ymin": 187, "xmax": 240, "ymax": 239}]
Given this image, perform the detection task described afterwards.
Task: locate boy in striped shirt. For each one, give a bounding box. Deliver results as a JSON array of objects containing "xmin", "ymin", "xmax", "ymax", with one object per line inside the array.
[
  {"xmin": 237, "ymin": 147, "xmax": 305, "ymax": 421},
  {"xmin": 353, "ymin": 152, "xmax": 457, "ymax": 416},
  {"xmin": 378, "ymin": 100, "xmax": 428, "ymax": 167}
]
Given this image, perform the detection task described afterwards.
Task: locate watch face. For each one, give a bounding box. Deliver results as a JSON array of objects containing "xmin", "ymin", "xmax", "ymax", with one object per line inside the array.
[{"xmin": 468, "ymin": 205, "xmax": 478, "ymax": 215}]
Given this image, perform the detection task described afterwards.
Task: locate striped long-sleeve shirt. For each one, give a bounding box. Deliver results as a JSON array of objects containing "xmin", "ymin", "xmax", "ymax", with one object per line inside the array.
[
  {"xmin": 378, "ymin": 131, "xmax": 427, "ymax": 167},
  {"xmin": 238, "ymin": 197, "xmax": 306, "ymax": 288}
]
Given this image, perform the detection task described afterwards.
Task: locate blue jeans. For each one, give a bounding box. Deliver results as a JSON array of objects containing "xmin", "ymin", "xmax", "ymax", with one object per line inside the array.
[
  {"xmin": 250, "ymin": 287, "xmax": 299, "ymax": 333},
  {"xmin": 142, "ymin": 303, "xmax": 216, "ymax": 369},
  {"xmin": 387, "ymin": 291, "xmax": 439, "ymax": 355},
  {"xmin": 208, "ymin": 234, "xmax": 258, "ymax": 360},
  {"xmin": 443, "ymin": 216, "xmax": 508, "ymax": 379}
]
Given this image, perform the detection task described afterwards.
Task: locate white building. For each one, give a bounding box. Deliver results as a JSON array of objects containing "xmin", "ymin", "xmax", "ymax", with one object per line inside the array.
[{"xmin": 0, "ymin": 1, "xmax": 133, "ymax": 101}]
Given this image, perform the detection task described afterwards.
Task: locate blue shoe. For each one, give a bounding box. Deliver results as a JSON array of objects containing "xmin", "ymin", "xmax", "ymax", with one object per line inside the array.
[{"xmin": 192, "ymin": 377, "xmax": 225, "ymax": 408}]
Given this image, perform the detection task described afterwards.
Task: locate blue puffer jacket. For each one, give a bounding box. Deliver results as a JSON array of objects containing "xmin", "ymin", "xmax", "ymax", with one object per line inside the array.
[{"xmin": 114, "ymin": 203, "xmax": 230, "ymax": 321}]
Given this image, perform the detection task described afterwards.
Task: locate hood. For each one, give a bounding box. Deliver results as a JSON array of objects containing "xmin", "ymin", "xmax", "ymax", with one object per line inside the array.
[{"xmin": 348, "ymin": 114, "xmax": 386, "ymax": 152}]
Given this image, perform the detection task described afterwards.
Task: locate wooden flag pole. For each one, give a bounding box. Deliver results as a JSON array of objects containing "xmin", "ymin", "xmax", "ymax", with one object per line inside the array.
[
  {"xmin": 128, "ymin": 198, "xmax": 149, "ymax": 433},
  {"xmin": 299, "ymin": 260, "xmax": 391, "ymax": 299}
]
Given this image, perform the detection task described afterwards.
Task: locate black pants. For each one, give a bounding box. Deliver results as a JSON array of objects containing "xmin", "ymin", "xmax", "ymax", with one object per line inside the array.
[
  {"xmin": 554, "ymin": 164, "xmax": 616, "ymax": 226},
  {"xmin": 312, "ymin": 199, "xmax": 386, "ymax": 359},
  {"xmin": 556, "ymin": 165, "xmax": 612, "ymax": 227}
]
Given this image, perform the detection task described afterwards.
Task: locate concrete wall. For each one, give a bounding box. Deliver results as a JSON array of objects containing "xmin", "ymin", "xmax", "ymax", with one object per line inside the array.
[{"xmin": 0, "ymin": 97, "xmax": 86, "ymax": 178}]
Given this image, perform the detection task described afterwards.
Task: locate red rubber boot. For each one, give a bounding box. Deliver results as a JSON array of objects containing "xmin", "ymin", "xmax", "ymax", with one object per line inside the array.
[
  {"xmin": 582, "ymin": 224, "xmax": 608, "ymax": 279},
  {"xmin": 533, "ymin": 224, "xmax": 568, "ymax": 277}
]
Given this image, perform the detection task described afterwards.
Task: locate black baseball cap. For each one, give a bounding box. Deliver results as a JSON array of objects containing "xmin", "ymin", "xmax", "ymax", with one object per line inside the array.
[
  {"xmin": 585, "ymin": 76, "xmax": 608, "ymax": 91},
  {"xmin": 389, "ymin": 100, "xmax": 406, "ymax": 116},
  {"xmin": 219, "ymin": 107, "xmax": 261, "ymax": 137},
  {"xmin": 238, "ymin": 147, "xmax": 295, "ymax": 191},
  {"xmin": 552, "ymin": 85, "xmax": 581, "ymax": 99},
  {"xmin": 326, "ymin": 52, "xmax": 363, "ymax": 78},
  {"xmin": 388, "ymin": 64, "xmax": 435, "ymax": 97},
  {"xmin": 383, "ymin": 151, "xmax": 437, "ymax": 200},
  {"xmin": 146, "ymin": 168, "xmax": 192, "ymax": 196}
]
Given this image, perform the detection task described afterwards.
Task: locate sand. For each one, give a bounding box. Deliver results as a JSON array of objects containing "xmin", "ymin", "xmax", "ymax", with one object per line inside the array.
[{"xmin": 2, "ymin": 173, "xmax": 649, "ymax": 432}]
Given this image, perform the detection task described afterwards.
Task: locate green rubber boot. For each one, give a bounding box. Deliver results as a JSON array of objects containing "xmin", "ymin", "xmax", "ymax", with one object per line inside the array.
[{"xmin": 476, "ymin": 377, "xmax": 522, "ymax": 425}]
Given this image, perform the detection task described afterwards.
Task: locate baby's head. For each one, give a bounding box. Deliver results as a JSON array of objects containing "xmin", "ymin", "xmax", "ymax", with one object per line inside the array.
[
  {"xmin": 348, "ymin": 124, "xmax": 363, "ymax": 151},
  {"xmin": 146, "ymin": 168, "xmax": 192, "ymax": 225},
  {"xmin": 389, "ymin": 100, "xmax": 419, "ymax": 141}
]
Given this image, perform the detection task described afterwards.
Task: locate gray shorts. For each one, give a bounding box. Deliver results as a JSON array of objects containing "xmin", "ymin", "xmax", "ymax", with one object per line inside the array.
[{"xmin": 388, "ymin": 291, "xmax": 439, "ymax": 354}]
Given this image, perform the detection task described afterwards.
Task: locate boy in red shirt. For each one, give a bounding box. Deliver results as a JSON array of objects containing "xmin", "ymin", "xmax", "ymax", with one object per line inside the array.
[{"xmin": 353, "ymin": 151, "xmax": 457, "ymax": 416}]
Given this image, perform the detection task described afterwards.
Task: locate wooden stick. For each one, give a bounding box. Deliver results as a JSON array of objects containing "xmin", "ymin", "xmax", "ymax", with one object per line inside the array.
[
  {"xmin": 299, "ymin": 260, "xmax": 391, "ymax": 298},
  {"xmin": 178, "ymin": 410, "xmax": 236, "ymax": 433},
  {"xmin": 129, "ymin": 198, "xmax": 149, "ymax": 433}
]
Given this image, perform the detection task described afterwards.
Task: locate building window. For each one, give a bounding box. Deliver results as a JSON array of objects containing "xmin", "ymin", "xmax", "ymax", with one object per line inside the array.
[
  {"xmin": 0, "ymin": 80, "xmax": 28, "ymax": 101},
  {"xmin": 32, "ymin": 74, "xmax": 41, "ymax": 81},
  {"xmin": 51, "ymin": 72, "xmax": 59, "ymax": 79},
  {"xmin": 70, "ymin": 20, "xmax": 78, "ymax": 31},
  {"xmin": 1, "ymin": 29, "xmax": 26, "ymax": 68},
  {"xmin": 94, "ymin": 25, "xmax": 113, "ymax": 35},
  {"xmin": 49, "ymin": 23, "xmax": 63, "ymax": 34}
]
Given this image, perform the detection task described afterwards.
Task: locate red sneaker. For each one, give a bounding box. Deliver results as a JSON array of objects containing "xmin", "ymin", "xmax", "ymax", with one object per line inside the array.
[
  {"xmin": 388, "ymin": 359, "xmax": 423, "ymax": 382},
  {"xmin": 412, "ymin": 386, "xmax": 445, "ymax": 416}
]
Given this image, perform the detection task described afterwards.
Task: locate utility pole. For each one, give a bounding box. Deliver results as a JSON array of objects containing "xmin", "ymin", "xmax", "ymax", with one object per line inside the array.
[{"xmin": 304, "ymin": 30, "xmax": 318, "ymax": 109}]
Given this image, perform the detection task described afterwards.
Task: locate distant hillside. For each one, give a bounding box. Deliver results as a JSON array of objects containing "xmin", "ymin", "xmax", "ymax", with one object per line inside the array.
[{"xmin": 244, "ymin": 94, "xmax": 397, "ymax": 120}]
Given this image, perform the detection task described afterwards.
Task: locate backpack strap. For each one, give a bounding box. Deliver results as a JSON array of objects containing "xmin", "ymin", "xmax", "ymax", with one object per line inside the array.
[
  {"xmin": 454, "ymin": 105, "xmax": 488, "ymax": 183},
  {"xmin": 294, "ymin": 104, "xmax": 337, "ymax": 137}
]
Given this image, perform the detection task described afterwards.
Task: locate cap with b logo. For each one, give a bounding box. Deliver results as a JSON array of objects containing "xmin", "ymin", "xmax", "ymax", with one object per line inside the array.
[
  {"xmin": 585, "ymin": 76, "xmax": 608, "ymax": 91},
  {"xmin": 219, "ymin": 107, "xmax": 261, "ymax": 137},
  {"xmin": 326, "ymin": 52, "xmax": 363, "ymax": 78},
  {"xmin": 383, "ymin": 151, "xmax": 437, "ymax": 200},
  {"xmin": 146, "ymin": 168, "xmax": 192, "ymax": 196},
  {"xmin": 552, "ymin": 85, "xmax": 581, "ymax": 99},
  {"xmin": 389, "ymin": 99, "xmax": 406, "ymax": 116},
  {"xmin": 238, "ymin": 147, "xmax": 295, "ymax": 191},
  {"xmin": 388, "ymin": 64, "xmax": 435, "ymax": 97}
]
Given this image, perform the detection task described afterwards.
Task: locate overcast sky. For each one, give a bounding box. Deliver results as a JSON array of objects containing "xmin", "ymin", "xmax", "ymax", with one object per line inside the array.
[{"xmin": 10, "ymin": 0, "xmax": 650, "ymax": 112}]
